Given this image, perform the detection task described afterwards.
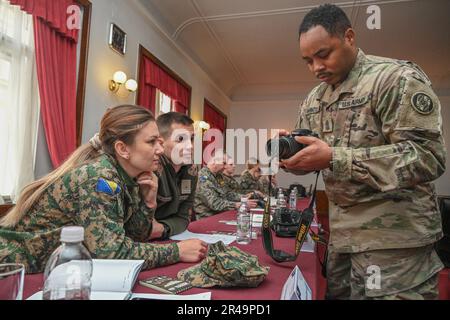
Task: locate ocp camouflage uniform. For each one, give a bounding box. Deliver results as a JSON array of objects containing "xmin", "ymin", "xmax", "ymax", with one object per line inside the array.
[
  {"xmin": 0, "ymin": 153, "xmax": 180, "ymax": 274},
  {"xmin": 155, "ymin": 155, "xmax": 198, "ymax": 238},
  {"xmin": 295, "ymin": 49, "xmax": 446, "ymax": 299},
  {"xmin": 194, "ymin": 167, "xmax": 238, "ymax": 219}
]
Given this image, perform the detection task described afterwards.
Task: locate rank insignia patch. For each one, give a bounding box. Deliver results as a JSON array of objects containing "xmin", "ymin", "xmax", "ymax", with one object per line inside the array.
[{"xmin": 411, "ymin": 92, "xmax": 434, "ymax": 115}]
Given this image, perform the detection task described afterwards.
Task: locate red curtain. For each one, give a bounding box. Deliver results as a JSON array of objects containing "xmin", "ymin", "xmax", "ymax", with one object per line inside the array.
[
  {"xmin": 203, "ymin": 101, "xmax": 225, "ymax": 133},
  {"xmin": 138, "ymin": 56, "xmax": 157, "ymax": 113},
  {"xmin": 9, "ymin": 0, "xmax": 79, "ymax": 168},
  {"xmin": 202, "ymin": 100, "xmax": 226, "ymax": 164},
  {"xmin": 9, "ymin": 0, "xmax": 78, "ymax": 41},
  {"xmin": 138, "ymin": 55, "xmax": 190, "ymax": 115}
]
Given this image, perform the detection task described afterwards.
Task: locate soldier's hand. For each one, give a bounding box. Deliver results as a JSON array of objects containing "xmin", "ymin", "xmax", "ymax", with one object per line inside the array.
[
  {"xmin": 247, "ymin": 199, "xmax": 258, "ymax": 209},
  {"xmin": 245, "ymin": 192, "xmax": 254, "ymax": 199},
  {"xmin": 149, "ymin": 219, "xmax": 165, "ymax": 240},
  {"xmin": 254, "ymin": 190, "xmax": 265, "ymax": 198},
  {"xmin": 281, "ymin": 136, "xmax": 332, "ymax": 172},
  {"xmin": 137, "ymin": 171, "xmax": 158, "ymax": 208},
  {"xmin": 178, "ymin": 239, "xmax": 208, "ymax": 262},
  {"xmin": 272, "ymin": 129, "xmax": 290, "ymax": 138}
]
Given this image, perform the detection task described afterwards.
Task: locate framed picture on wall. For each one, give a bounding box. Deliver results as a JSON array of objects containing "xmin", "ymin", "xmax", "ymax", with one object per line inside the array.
[{"xmin": 108, "ymin": 23, "xmax": 127, "ymax": 55}]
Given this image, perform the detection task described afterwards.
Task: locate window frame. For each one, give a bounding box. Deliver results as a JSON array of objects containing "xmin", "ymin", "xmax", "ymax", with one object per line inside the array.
[
  {"xmin": 136, "ymin": 44, "xmax": 192, "ymax": 116},
  {"xmin": 75, "ymin": 0, "xmax": 92, "ymax": 147}
]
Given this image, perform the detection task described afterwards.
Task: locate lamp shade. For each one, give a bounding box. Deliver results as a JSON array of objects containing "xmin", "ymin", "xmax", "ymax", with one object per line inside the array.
[
  {"xmin": 125, "ymin": 79, "xmax": 138, "ymax": 92},
  {"xmin": 199, "ymin": 121, "xmax": 210, "ymax": 130},
  {"xmin": 113, "ymin": 71, "xmax": 127, "ymax": 84}
]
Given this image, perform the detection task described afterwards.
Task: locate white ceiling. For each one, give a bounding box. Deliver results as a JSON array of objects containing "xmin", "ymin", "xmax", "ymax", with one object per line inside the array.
[{"xmin": 139, "ymin": 0, "xmax": 450, "ymax": 102}]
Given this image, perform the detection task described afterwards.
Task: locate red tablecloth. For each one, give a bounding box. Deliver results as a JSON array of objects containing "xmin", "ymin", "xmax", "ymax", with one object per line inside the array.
[{"xmin": 22, "ymin": 199, "xmax": 327, "ymax": 300}]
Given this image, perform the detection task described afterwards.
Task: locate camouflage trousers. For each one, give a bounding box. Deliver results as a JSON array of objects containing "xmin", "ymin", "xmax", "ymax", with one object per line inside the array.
[{"xmin": 325, "ymin": 244, "xmax": 444, "ymax": 300}]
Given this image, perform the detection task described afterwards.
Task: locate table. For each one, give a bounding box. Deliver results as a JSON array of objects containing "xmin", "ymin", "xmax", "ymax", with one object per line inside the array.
[{"xmin": 22, "ymin": 199, "xmax": 327, "ymax": 300}]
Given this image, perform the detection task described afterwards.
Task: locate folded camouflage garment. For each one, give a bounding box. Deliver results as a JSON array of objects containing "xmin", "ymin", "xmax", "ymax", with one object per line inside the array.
[{"xmin": 177, "ymin": 241, "xmax": 269, "ymax": 288}]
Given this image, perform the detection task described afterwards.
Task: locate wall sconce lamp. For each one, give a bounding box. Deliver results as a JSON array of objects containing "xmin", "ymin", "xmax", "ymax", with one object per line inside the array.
[
  {"xmin": 194, "ymin": 120, "xmax": 211, "ymax": 132},
  {"xmin": 109, "ymin": 71, "xmax": 138, "ymax": 96}
]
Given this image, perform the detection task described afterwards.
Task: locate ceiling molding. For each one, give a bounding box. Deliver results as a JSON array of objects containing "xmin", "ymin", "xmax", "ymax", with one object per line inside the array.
[
  {"xmin": 188, "ymin": 0, "xmax": 245, "ymax": 84},
  {"xmin": 173, "ymin": 0, "xmax": 420, "ymax": 39},
  {"xmin": 129, "ymin": 0, "xmax": 232, "ymax": 106}
]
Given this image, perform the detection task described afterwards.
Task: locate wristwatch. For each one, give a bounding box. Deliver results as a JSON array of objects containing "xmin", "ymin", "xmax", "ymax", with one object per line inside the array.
[{"xmin": 161, "ymin": 224, "xmax": 170, "ymax": 239}]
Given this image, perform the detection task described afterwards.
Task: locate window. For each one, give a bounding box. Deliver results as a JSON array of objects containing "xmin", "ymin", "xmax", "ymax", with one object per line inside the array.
[
  {"xmin": 0, "ymin": 0, "xmax": 40, "ymax": 200},
  {"xmin": 156, "ymin": 89, "xmax": 174, "ymax": 115}
]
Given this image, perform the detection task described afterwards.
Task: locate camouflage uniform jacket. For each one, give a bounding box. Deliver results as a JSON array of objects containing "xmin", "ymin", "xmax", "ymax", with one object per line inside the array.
[
  {"xmin": 258, "ymin": 176, "xmax": 277, "ymax": 196},
  {"xmin": 0, "ymin": 154, "xmax": 179, "ymax": 273},
  {"xmin": 295, "ymin": 49, "xmax": 446, "ymax": 253},
  {"xmin": 155, "ymin": 155, "xmax": 198, "ymax": 238},
  {"xmin": 194, "ymin": 167, "xmax": 237, "ymax": 219},
  {"xmin": 221, "ymin": 174, "xmax": 243, "ymax": 202},
  {"xmin": 239, "ymin": 170, "xmax": 266, "ymax": 194}
]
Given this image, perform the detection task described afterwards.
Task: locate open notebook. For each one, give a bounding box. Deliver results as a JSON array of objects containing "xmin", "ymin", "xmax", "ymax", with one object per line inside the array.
[
  {"xmin": 29, "ymin": 259, "xmax": 144, "ymax": 300},
  {"xmin": 27, "ymin": 259, "xmax": 211, "ymax": 300}
]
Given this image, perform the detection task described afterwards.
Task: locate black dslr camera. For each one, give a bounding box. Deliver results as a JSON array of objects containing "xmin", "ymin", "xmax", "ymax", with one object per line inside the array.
[
  {"xmin": 266, "ymin": 129, "xmax": 319, "ymax": 160},
  {"xmin": 271, "ymin": 207, "xmax": 302, "ymax": 238}
]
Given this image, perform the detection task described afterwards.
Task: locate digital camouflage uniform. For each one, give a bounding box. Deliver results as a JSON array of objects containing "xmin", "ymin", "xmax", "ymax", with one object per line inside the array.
[
  {"xmin": 257, "ymin": 176, "xmax": 277, "ymax": 196},
  {"xmin": 239, "ymin": 170, "xmax": 267, "ymax": 194},
  {"xmin": 193, "ymin": 167, "xmax": 238, "ymax": 219},
  {"xmin": 155, "ymin": 155, "xmax": 198, "ymax": 238},
  {"xmin": 177, "ymin": 241, "xmax": 269, "ymax": 288},
  {"xmin": 0, "ymin": 154, "xmax": 179, "ymax": 274},
  {"xmin": 222, "ymin": 174, "xmax": 242, "ymax": 194},
  {"xmin": 295, "ymin": 50, "xmax": 446, "ymax": 299}
]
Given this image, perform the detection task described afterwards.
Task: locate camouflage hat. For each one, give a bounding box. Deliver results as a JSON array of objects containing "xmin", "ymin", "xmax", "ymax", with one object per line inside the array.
[{"xmin": 177, "ymin": 241, "xmax": 269, "ymax": 288}]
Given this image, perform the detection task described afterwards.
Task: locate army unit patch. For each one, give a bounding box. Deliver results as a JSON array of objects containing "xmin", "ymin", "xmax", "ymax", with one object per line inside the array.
[
  {"xmin": 96, "ymin": 178, "xmax": 121, "ymax": 196},
  {"xmin": 411, "ymin": 92, "xmax": 434, "ymax": 115}
]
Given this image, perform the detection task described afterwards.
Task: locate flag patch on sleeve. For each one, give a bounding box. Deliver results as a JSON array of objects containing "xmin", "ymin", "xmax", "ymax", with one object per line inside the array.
[{"xmin": 96, "ymin": 178, "xmax": 121, "ymax": 196}]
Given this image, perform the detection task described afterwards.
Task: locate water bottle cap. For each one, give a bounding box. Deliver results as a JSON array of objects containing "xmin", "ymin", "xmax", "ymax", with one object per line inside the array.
[{"xmin": 60, "ymin": 226, "xmax": 84, "ymax": 243}]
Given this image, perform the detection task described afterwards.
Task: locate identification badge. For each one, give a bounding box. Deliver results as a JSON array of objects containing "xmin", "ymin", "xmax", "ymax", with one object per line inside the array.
[{"xmin": 181, "ymin": 180, "xmax": 191, "ymax": 194}]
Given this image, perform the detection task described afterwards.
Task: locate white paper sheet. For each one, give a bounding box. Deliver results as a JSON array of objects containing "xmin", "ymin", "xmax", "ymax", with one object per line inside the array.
[
  {"xmin": 170, "ymin": 230, "xmax": 235, "ymax": 245},
  {"xmin": 281, "ymin": 266, "xmax": 312, "ymax": 300},
  {"xmin": 27, "ymin": 291, "xmax": 212, "ymax": 301}
]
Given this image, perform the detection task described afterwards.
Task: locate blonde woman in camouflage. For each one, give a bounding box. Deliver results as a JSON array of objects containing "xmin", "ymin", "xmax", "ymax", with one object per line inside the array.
[{"xmin": 0, "ymin": 105, "xmax": 207, "ymax": 273}]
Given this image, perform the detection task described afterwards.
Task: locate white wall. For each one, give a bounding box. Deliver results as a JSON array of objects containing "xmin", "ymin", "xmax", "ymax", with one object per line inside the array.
[
  {"xmin": 228, "ymin": 97, "xmax": 450, "ymax": 196},
  {"xmin": 35, "ymin": 0, "xmax": 231, "ymax": 178},
  {"xmin": 82, "ymin": 0, "xmax": 231, "ymax": 141},
  {"xmin": 228, "ymin": 99, "xmax": 326, "ymax": 191}
]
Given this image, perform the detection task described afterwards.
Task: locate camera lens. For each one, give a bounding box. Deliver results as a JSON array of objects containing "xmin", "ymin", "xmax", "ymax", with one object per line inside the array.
[{"xmin": 266, "ymin": 136, "xmax": 295, "ymax": 160}]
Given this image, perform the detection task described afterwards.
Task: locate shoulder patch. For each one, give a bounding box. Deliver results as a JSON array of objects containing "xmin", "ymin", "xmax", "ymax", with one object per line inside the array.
[
  {"xmin": 199, "ymin": 175, "xmax": 208, "ymax": 183},
  {"xmin": 96, "ymin": 178, "xmax": 121, "ymax": 196},
  {"xmin": 411, "ymin": 92, "xmax": 434, "ymax": 115}
]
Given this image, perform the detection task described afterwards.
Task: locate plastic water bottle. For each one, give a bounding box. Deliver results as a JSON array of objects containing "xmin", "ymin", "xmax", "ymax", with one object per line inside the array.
[
  {"xmin": 277, "ymin": 188, "xmax": 283, "ymax": 199},
  {"xmin": 236, "ymin": 197, "xmax": 251, "ymax": 244},
  {"xmin": 289, "ymin": 188, "xmax": 297, "ymax": 210},
  {"xmin": 43, "ymin": 226, "xmax": 93, "ymax": 300},
  {"xmin": 277, "ymin": 193, "xmax": 287, "ymax": 209}
]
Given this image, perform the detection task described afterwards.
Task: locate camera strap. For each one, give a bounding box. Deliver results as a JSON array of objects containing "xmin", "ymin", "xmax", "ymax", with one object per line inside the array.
[{"xmin": 262, "ymin": 171, "xmax": 321, "ymax": 263}]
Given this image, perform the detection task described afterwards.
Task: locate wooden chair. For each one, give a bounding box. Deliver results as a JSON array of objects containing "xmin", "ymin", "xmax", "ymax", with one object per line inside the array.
[{"xmin": 0, "ymin": 205, "xmax": 12, "ymax": 218}]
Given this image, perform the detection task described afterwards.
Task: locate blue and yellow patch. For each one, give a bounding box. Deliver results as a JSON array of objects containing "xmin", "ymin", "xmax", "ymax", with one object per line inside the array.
[
  {"xmin": 96, "ymin": 178, "xmax": 121, "ymax": 196},
  {"xmin": 199, "ymin": 175, "xmax": 208, "ymax": 183}
]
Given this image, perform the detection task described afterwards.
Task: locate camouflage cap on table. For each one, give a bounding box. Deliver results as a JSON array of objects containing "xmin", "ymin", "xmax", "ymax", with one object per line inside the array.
[{"xmin": 177, "ymin": 241, "xmax": 270, "ymax": 288}]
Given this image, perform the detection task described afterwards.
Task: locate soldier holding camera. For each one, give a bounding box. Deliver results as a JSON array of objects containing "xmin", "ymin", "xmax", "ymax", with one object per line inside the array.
[{"xmin": 279, "ymin": 4, "xmax": 446, "ymax": 299}]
